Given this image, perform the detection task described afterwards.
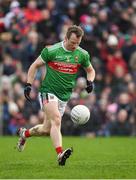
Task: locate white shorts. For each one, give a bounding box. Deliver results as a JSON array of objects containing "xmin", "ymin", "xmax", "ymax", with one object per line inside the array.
[{"xmin": 38, "ymin": 92, "xmax": 67, "ymax": 117}]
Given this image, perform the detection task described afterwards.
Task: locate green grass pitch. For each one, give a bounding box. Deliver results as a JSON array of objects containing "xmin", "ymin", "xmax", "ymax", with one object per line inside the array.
[{"xmin": 0, "ymin": 136, "xmax": 136, "ymax": 179}]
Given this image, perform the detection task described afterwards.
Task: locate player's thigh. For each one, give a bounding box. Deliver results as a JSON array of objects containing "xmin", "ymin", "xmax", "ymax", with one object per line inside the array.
[
  {"xmin": 43, "ymin": 101, "xmax": 61, "ymax": 121},
  {"xmin": 38, "ymin": 92, "xmax": 61, "ymax": 122},
  {"xmin": 42, "ymin": 113, "xmax": 51, "ymax": 131}
]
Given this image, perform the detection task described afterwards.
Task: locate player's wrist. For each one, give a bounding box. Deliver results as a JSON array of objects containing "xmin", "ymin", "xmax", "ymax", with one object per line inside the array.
[
  {"xmin": 87, "ymin": 80, "xmax": 93, "ymax": 85},
  {"xmin": 25, "ymin": 83, "xmax": 32, "ymax": 87}
]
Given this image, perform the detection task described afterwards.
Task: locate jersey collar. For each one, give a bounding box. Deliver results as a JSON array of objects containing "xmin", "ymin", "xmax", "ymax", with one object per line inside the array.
[{"xmin": 61, "ymin": 41, "xmax": 72, "ymax": 52}]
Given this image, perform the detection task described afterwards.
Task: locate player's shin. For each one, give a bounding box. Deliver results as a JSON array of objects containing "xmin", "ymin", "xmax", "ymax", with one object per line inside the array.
[
  {"xmin": 50, "ymin": 118, "xmax": 63, "ymax": 154},
  {"xmin": 29, "ymin": 124, "xmax": 50, "ymax": 136}
]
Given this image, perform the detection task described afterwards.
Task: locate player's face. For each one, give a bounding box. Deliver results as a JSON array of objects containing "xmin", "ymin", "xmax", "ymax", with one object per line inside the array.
[{"xmin": 65, "ymin": 33, "xmax": 82, "ymax": 51}]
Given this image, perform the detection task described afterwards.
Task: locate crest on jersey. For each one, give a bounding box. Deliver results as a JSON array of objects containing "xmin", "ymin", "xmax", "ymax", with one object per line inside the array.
[
  {"xmin": 75, "ymin": 56, "xmax": 78, "ymax": 63},
  {"xmin": 66, "ymin": 56, "xmax": 70, "ymax": 62}
]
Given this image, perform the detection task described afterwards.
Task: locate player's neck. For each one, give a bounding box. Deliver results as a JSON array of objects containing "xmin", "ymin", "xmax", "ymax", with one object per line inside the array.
[{"xmin": 62, "ymin": 41, "xmax": 72, "ymax": 52}]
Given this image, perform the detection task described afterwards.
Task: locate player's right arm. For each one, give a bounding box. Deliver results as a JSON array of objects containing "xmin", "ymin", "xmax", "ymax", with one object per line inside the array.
[
  {"xmin": 24, "ymin": 56, "xmax": 45, "ymax": 101},
  {"xmin": 27, "ymin": 56, "xmax": 45, "ymax": 84}
]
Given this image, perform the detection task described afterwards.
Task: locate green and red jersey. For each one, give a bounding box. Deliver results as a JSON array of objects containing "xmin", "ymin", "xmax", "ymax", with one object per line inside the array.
[{"xmin": 40, "ymin": 41, "xmax": 91, "ymax": 101}]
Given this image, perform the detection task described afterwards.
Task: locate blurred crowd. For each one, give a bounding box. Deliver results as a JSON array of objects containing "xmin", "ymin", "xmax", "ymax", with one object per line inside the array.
[{"xmin": 0, "ymin": 0, "xmax": 136, "ymax": 137}]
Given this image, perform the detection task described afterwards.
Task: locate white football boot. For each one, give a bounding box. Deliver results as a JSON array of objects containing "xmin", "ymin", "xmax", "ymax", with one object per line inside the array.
[
  {"xmin": 16, "ymin": 127, "xmax": 27, "ymax": 152},
  {"xmin": 58, "ymin": 148, "xmax": 73, "ymax": 166}
]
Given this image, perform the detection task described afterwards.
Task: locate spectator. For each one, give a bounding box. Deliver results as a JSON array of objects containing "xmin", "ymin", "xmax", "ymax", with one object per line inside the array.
[
  {"xmin": 24, "ymin": 0, "xmax": 42, "ymax": 23},
  {"xmin": 105, "ymin": 109, "xmax": 132, "ymax": 136},
  {"xmin": 37, "ymin": 9, "xmax": 57, "ymax": 43},
  {"xmin": 4, "ymin": 0, "xmax": 24, "ymax": 29}
]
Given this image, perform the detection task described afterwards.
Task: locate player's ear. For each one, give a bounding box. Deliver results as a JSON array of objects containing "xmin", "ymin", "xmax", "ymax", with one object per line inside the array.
[{"xmin": 65, "ymin": 36, "xmax": 68, "ymax": 41}]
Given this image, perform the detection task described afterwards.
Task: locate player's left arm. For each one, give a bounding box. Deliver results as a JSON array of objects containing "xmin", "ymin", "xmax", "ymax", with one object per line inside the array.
[
  {"xmin": 84, "ymin": 64, "xmax": 95, "ymax": 82},
  {"xmin": 81, "ymin": 51, "xmax": 95, "ymax": 93}
]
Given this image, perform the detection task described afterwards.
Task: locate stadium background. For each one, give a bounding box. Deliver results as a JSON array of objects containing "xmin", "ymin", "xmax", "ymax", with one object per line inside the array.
[{"xmin": 0, "ymin": 0, "xmax": 136, "ymax": 137}]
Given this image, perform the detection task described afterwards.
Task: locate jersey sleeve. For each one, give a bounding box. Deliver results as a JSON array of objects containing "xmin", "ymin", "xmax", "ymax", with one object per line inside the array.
[
  {"xmin": 81, "ymin": 52, "xmax": 91, "ymax": 68},
  {"xmin": 40, "ymin": 47, "xmax": 49, "ymax": 63}
]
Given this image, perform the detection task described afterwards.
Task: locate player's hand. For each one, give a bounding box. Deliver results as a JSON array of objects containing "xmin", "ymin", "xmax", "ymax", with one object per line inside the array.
[
  {"xmin": 24, "ymin": 83, "xmax": 32, "ymax": 101},
  {"xmin": 86, "ymin": 80, "xmax": 94, "ymax": 93}
]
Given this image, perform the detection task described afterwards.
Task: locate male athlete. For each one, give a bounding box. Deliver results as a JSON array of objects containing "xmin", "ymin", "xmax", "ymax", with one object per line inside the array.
[{"xmin": 16, "ymin": 25, "xmax": 95, "ymax": 166}]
